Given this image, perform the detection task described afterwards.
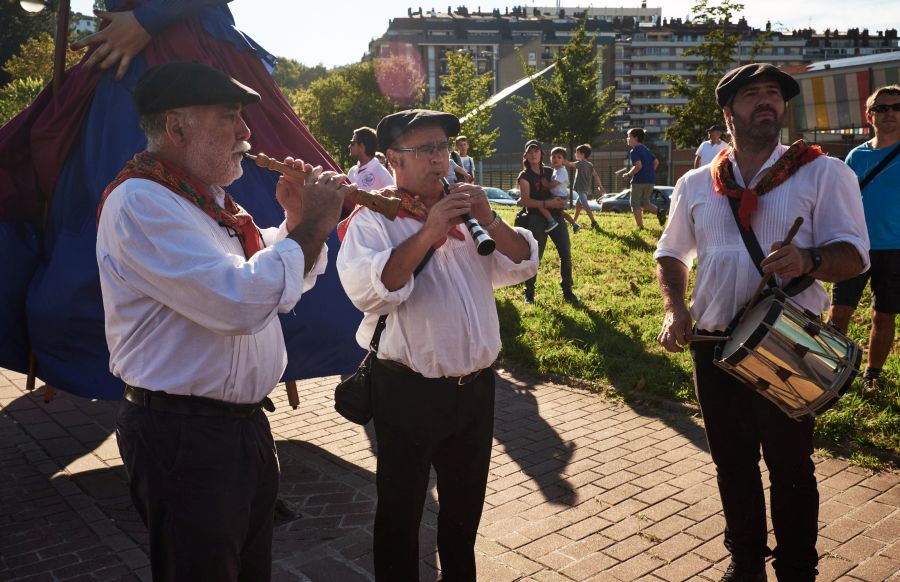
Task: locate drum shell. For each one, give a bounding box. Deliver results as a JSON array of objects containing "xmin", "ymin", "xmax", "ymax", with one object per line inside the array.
[{"xmin": 715, "ymin": 293, "xmax": 861, "ymax": 419}]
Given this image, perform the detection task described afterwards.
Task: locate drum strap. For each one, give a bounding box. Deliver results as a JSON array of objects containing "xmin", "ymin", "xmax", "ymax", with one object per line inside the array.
[{"xmin": 726, "ymin": 196, "xmax": 814, "ymax": 297}]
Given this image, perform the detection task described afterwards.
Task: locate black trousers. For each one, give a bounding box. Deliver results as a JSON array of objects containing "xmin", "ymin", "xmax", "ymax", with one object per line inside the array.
[
  {"xmin": 115, "ymin": 400, "xmax": 280, "ymax": 582},
  {"xmin": 692, "ymin": 341, "xmax": 819, "ymax": 581},
  {"xmin": 524, "ymin": 209, "xmax": 573, "ymax": 297},
  {"xmin": 371, "ymin": 359, "xmax": 495, "ymax": 582}
]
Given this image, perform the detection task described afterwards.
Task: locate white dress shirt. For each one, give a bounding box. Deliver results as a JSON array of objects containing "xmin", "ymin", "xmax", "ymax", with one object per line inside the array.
[
  {"xmin": 347, "ymin": 157, "xmax": 395, "ymax": 191},
  {"xmin": 655, "ymin": 143, "xmax": 870, "ymax": 331},
  {"xmin": 96, "ymin": 178, "xmax": 326, "ymax": 403},
  {"xmin": 337, "ymin": 209, "xmax": 539, "ymax": 378},
  {"xmin": 695, "ymin": 140, "xmax": 729, "ymax": 167}
]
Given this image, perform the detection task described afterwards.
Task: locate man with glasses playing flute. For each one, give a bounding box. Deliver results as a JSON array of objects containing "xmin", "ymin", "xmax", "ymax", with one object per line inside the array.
[
  {"xmin": 96, "ymin": 62, "xmax": 350, "ymax": 581},
  {"xmin": 337, "ymin": 109, "xmax": 538, "ymax": 581}
]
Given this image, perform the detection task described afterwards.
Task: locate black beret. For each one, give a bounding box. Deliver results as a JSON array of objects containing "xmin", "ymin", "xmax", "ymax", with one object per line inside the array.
[
  {"xmin": 523, "ymin": 139, "xmax": 542, "ymax": 153},
  {"xmin": 715, "ymin": 63, "xmax": 800, "ymax": 107},
  {"xmin": 134, "ymin": 61, "xmax": 260, "ymax": 116},
  {"xmin": 707, "ymin": 125, "xmax": 726, "ymax": 132},
  {"xmin": 376, "ymin": 109, "xmax": 460, "ymax": 151}
]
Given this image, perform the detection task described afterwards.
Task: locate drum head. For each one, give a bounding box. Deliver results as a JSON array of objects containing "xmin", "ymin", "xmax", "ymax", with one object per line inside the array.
[{"xmin": 720, "ymin": 295, "xmax": 783, "ymax": 364}]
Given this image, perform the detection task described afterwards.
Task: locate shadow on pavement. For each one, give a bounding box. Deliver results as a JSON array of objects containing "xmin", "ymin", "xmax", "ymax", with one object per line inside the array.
[
  {"xmin": 496, "ymin": 297, "xmax": 709, "ymax": 456},
  {"xmin": 0, "ymin": 388, "xmax": 446, "ymax": 581}
]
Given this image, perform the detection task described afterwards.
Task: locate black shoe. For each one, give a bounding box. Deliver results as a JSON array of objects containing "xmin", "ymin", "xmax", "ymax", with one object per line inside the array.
[
  {"xmin": 657, "ymin": 207, "xmax": 668, "ymax": 226},
  {"xmin": 523, "ymin": 293, "xmax": 535, "ymax": 305},
  {"xmin": 719, "ymin": 561, "xmax": 765, "ymax": 582},
  {"xmin": 591, "ymin": 222, "xmax": 600, "ymax": 231},
  {"xmin": 863, "ymin": 375, "xmax": 880, "ymax": 394},
  {"xmin": 563, "ymin": 292, "xmax": 581, "ymax": 306}
]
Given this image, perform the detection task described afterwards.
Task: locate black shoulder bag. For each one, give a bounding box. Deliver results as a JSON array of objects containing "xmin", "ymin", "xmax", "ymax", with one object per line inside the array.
[{"xmin": 334, "ymin": 247, "xmax": 436, "ymax": 425}]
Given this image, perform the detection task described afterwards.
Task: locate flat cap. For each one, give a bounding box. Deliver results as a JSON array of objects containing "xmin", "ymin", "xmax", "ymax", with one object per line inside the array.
[
  {"xmin": 376, "ymin": 109, "xmax": 460, "ymax": 151},
  {"xmin": 134, "ymin": 61, "xmax": 260, "ymax": 116},
  {"xmin": 715, "ymin": 63, "xmax": 800, "ymax": 107}
]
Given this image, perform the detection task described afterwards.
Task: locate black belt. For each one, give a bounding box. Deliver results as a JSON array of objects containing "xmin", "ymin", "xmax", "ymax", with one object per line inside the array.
[
  {"xmin": 123, "ymin": 385, "xmax": 275, "ymax": 418},
  {"xmin": 376, "ymin": 358, "xmax": 487, "ymax": 386}
]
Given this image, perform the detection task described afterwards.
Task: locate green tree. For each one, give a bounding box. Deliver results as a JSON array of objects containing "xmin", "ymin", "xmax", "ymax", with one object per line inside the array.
[
  {"xmin": 287, "ymin": 61, "xmax": 411, "ymax": 167},
  {"xmin": 514, "ymin": 17, "xmax": 621, "ymax": 159},
  {"xmin": 437, "ymin": 50, "xmax": 498, "ymax": 162},
  {"xmin": 0, "ymin": 32, "xmax": 85, "ymax": 125},
  {"xmin": 0, "ymin": 77, "xmax": 44, "ymax": 125},
  {"xmin": 272, "ymin": 58, "xmax": 327, "ymax": 92},
  {"xmin": 0, "ymin": 3, "xmax": 54, "ymax": 86},
  {"xmin": 662, "ymin": 0, "xmax": 771, "ymax": 148}
]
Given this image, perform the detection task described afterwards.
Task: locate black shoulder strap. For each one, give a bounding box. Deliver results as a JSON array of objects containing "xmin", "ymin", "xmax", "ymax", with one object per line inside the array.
[
  {"xmin": 726, "ymin": 195, "xmax": 813, "ymax": 297},
  {"xmin": 369, "ymin": 246, "xmax": 436, "ymax": 352},
  {"xmin": 859, "ymin": 142, "xmax": 900, "ymax": 190}
]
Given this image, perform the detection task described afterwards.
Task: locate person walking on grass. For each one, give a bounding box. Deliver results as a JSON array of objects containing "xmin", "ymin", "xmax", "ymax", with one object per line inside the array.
[
  {"xmin": 569, "ymin": 144, "xmax": 604, "ymax": 231},
  {"xmin": 622, "ymin": 127, "xmax": 660, "ymax": 229}
]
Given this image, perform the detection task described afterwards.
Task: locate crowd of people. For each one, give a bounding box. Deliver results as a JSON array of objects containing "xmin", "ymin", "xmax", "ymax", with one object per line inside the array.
[{"xmin": 0, "ymin": 4, "xmax": 895, "ymax": 579}]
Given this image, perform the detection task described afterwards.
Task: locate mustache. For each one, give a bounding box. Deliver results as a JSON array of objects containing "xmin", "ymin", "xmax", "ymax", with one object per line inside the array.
[
  {"xmin": 233, "ymin": 142, "xmax": 251, "ymax": 155},
  {"xmin": 752, "ymin": 106, "xmax": 777, "ymax": 117}
]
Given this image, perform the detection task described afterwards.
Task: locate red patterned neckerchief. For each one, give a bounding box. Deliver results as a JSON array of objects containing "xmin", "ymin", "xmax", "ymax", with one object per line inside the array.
[
  {"xmin": 711, "ymin": 140, "xmax": 825, "ymax": 229},
  {"xmin": 97, "ymin": 152, "xmax": 264, "ymax": 259},
  {"xmin": 337, "ymin": 185, "xmax": 464, "ymax": 248}
]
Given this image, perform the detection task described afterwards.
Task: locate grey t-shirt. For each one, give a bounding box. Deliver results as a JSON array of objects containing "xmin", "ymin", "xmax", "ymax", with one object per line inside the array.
[{"xmin": 573, "ymin": 159, "xmax": 594, "ymax": 194}]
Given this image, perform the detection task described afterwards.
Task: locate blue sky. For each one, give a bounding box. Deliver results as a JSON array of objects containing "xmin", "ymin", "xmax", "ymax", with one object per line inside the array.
[{"xmin": 71, "ymin": 1, "xmax": 893, "ymax": 69}]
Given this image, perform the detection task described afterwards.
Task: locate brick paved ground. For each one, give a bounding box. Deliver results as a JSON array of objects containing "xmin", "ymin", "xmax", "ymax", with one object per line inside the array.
[{"xmin": 1, "ymin": 366, "xmax": 898, "ymax": 581}]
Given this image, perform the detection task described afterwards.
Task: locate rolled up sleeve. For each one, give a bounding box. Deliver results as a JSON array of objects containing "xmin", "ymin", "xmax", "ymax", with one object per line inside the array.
[
  {"xmin": 654, "ymin": 178, "xmax": 697, "ymax": 269},
  {"xmin": 337, "ymin": 212, "xmax": 414, "ymax": 315}
]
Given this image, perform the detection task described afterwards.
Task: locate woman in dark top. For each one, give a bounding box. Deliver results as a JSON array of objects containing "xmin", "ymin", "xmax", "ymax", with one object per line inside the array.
[{"xmin": 517, "ymin": 140, "xmax": 579, "ymax": 305}]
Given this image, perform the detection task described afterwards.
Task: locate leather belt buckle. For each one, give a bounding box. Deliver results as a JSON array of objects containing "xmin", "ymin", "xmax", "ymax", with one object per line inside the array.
[{"xmin": 457, "ymin": 369, "xmax": 481, "ymax": 386}]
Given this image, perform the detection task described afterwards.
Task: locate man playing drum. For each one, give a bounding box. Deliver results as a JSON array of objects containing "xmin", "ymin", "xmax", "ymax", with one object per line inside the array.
[{"xmin": 654, "ymin": 63, "xmax": 869, "ymax": 582}]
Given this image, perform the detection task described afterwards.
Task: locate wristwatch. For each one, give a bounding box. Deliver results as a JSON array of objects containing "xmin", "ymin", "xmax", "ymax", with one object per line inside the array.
[{"xmin": 807, "ymin": 247, "xmax": 823, "ymax": 274}]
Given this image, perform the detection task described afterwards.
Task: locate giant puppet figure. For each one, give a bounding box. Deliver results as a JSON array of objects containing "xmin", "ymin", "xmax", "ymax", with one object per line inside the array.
[{"xmin": 0, "ymin": 1, "xmax": 364, "ymax": 399}]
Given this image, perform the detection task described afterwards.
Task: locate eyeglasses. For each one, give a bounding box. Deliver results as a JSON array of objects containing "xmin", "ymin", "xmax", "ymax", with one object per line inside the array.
[
  {"xmin": 392, "ymin": 141, "xmax": 451, "ymax": 158},
  {"xmin": 869, "ymin": 103, "xmax": 900, "ymax": 113}
]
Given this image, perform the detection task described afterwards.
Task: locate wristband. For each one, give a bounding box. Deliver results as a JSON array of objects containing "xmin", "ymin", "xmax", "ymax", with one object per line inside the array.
[{"xmin": 480, "ymin": 210, "xmax": 502, "ymax": 232}]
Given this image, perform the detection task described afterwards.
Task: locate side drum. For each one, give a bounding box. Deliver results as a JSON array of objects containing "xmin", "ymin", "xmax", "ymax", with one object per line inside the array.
[{"xmin": 715, "ymin": 291, "xmax": 861, "ymax": 420}]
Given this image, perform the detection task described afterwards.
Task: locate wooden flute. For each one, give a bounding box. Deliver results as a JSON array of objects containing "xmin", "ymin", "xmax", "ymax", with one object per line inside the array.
[{"xmin": 244, "ymin": 152, "xmax": 401, "ymax": 220}]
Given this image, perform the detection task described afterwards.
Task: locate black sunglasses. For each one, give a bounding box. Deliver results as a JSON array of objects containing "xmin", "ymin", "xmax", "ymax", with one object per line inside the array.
[{"xmin": 869, "ymin": 103, "xmax": 900, "ymax": 113}]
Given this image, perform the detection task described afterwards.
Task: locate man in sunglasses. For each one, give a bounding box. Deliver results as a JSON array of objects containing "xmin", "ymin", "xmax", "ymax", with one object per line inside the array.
[
  {"xmin": 336, "ymin": 109, "xmax": 538, "ymax": 580},
  {"xmin": 829, "ymin": 85, "xmax": 900, "ymax": 394}
]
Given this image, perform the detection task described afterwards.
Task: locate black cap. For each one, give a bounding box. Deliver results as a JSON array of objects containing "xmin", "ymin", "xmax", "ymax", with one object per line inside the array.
[
  {"xmin": 524, "ymin": 139, "xmax": 542, "ymax": 152},
  {"xmin": 707, "ymin": 124, "xmax": 726, "ymax": 132},
  {"xmin": 134, "ymin": 61, "xmax": 260, "ymax": 116},
  {"xmin": 715, "ymin": 63, "xmax": 800, "ymax": 107},
  {"xmin": 376, "ymin": 109, "xmax": 460, "ymax": 151}
]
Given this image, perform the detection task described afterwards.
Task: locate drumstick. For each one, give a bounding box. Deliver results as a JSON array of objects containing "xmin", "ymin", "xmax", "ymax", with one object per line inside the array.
[
  {"xmin": 738, "ymin": 216, "xmax": 805, "ymax": 324},
  {"xmin": 245, "ymin": 153, "xmax": 402, "ymax": 220}
]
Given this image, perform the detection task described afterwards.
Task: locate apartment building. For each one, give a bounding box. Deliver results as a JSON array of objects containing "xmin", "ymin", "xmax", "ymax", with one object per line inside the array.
[
  {"xmin": 615, "ymin": 18, "xmax": 809, "ymax": 138},
  {"xmin": 370, "ymin": 5, "xmax": 648, "ymax": 102},
  {"xmin": 371, "ymin": 5, "xmax": 899, "ymax": 156}
]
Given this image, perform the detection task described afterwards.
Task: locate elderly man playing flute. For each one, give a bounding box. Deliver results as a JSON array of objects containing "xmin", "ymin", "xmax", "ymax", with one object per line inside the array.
[{"xmin": 96, "ymin": 61, "xmax": 350, "ymax": 581}]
